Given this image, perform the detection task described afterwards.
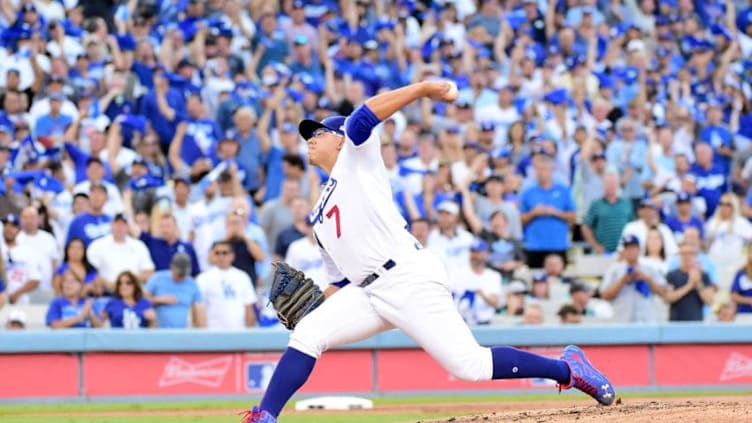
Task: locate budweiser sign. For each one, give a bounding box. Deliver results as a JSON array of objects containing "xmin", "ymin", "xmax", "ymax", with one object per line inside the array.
[
  {"xmin": 720, "ymin": 352, "xmax": 752, "ymax": 381},
  {"xmin": 158, "ymin": 355, "xmax": 232, "ymax": 388}
]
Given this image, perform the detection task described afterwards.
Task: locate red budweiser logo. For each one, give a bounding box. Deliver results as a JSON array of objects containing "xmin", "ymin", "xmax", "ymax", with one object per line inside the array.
[
  {"xmin": 720, "ymin": 352, "xmax": 752, "ymax": 381},
  {"xmin": 158, "ymin": 356, "xmax": 232, "ymax": 388}
]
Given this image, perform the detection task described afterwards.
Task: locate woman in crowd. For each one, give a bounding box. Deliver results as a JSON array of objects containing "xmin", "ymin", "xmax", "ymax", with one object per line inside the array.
[
  {"xmin": 705, "ymin": 193, "xmax": 752, "ymax": 292},
  {"xmin": 53, "ymin": 238, "xmax": 99, "ymax": 297},
  {"xmin": 642, "ymin": 227, "xmax": 669, "ymax": 276},
  {"xmin": 46, "ymin": 270, "xmax": 101, "ymax": 329},
  {"xmin": 101, "ymin": 271, "xmax": 156, "ymax": 329}
]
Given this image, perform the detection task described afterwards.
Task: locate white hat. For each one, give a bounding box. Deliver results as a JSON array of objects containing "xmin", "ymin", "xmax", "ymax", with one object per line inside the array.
[
  {"xmin": 507, "ymin": 280, "xmax": 528, "ymax": 295},
  {"xmin": 626, "ymin": 39, "xmax": 645, "ymax": 53},
  {"xmin": 436, "ymin": 200, "xmax": 459, "ymax": 215},
  {"xmin": 6, "ymin": 309, "xmax": 26, "ymax": 326}
]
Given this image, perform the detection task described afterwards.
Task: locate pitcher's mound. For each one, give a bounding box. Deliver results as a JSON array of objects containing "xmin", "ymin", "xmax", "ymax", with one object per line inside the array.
[{"xmin": 420, "ymin": 398, "xmax": 752, "ymax": 422}]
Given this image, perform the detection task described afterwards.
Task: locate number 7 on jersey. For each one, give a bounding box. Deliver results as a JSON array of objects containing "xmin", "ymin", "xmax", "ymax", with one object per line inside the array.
[{"xmin": 326, "ymin": 205, "xmax": 341, "ymax": 238}]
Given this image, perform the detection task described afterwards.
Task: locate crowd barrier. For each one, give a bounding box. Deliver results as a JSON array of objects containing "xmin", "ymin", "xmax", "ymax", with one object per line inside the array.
[{"xmin": 1, "ymin": 324, "xmax": 752, "ymax": 401}]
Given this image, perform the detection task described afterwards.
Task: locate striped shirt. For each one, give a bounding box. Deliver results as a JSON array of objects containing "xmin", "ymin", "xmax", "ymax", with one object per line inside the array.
[{"xmin": 584, "ymin": 197, "xmax": 633, "ymax": 252}]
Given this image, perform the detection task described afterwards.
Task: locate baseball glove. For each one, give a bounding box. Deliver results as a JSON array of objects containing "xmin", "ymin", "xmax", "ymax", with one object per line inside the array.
[{"xmin": 269, "ymin": 262, "xmax": 325, "ymax": 330}]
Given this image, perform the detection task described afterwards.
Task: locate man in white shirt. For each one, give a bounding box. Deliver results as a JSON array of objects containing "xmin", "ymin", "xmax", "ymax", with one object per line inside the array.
[
  {"xmin": 87, "ymin": 213, "xmax": 155, "ymax": 293},
  {"xmin": 196, "ymin": 241, "xmax": 257, "ymax": 329},
  {"xmin": 618, "ymin": 199, "xmax": 678, "ymax": 256},
  {"xmin": 285, "ymin": 223, "xmax": 326, "ymax": 289},
  {"xmin": 453, "ymin": 239, "xmax": 502, "ymax": 326},
  {"xmin": 427, "ymin": 200, "xmax": 475, "ymax": 287},
  {"xmin": 16, "ymin": 206, "xmax": 60, "ymax": 293},
  {"xmin": 1, "ymin": 215, "xmax": 41, "ymax": 305}
]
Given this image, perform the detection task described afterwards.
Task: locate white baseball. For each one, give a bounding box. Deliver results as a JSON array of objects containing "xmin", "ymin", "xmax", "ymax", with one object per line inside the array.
[{"xmin": 445, "ymin": 80, "xmax": 459, "ymax": 100}]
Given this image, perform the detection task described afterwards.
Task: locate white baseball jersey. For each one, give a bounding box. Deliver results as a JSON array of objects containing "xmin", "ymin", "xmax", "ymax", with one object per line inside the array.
[
  {"xmin": 196, "ymin": 266, "xmax": 257, "ymax": 329},
  {"xmin": 285, "ymin": 236, "xmax": 327, "ymax": 289},
  {"xmin": 309, "ymin": 122, "xmax": 422, "ymax": 285},
  {"xmin": 2, "ymin": 243, "xmax": 43, "ymax": 305},
  {"xmin": 453, "ymin": 267, "xmax": 503, "ymax": 324}
]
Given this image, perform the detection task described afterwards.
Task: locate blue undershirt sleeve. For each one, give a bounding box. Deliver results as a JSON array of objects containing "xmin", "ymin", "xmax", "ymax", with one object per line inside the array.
[
  {"xmin": 330, "ymin": 278, "xmax": 351, "ymax": 288},
  {"xmin": 345, "ymin": 105, "xmax": 382, "ymax": 146}
]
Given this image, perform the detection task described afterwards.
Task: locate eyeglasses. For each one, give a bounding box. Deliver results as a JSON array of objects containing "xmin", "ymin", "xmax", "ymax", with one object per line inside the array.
[
  {"xmin": 720, "ymin": 202, "xmax": 733, "ymax": 207},
  {"xmin": 214, "ymin": 250, "xmax": 231, "ymax": 255},
  {"xmin": 310, "ymin": 128, "xmax": 340, "ymax": 139},
  {"xmin": 120, "ymin": 280, "xmax": 135, "ymax": 286}
]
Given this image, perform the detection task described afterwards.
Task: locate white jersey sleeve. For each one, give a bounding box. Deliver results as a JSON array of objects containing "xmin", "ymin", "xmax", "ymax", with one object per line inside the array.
[{"xmin": 318, "ymin": 243, "xmax": 347, "ymax": 284}]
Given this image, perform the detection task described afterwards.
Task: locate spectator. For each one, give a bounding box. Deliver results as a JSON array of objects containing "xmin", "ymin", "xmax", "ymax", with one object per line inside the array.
[
  {"xmin": 462, "ymin": 174, "xmax": 522, "ymax": 240},
  {"xmin": 606, "ymin": 117, "xmax": 648, "ymax": 209},
  {"xmin": 137, "ymin": 214, "xmax": 200, "ymax": 276},
  {"xmin": 705, "ymin": 193, "xmax": 752, "ymax": 291},
  {"xmin": 519, "ymin": 155, "xmax": 575, "ymax": 268},
  {"xmin": 715, "ymin": 302, "xmax": 737, "ymax": 323},
  {"xmin": 65, "ymin": 183, "xmax": 112, "ymax": 247},
  {"xmin": 663, "ymin": 192, "xmax": 705, "ymax": 243},
  {"xmin": 599, "ymin": 235, "xmax": 666, "ymax": 323},
  {"xmin": 285, "ymin": 223, "xmax": 326, "ymax": 290},
  {"xmin": 618, "ymin": 199, "xmax": 678, "ymax": 257},
  {"xmin": 2, "ymin": 214, "xmax": 41, "ymax": 305},
  {"xmin": 691, "ymin": 142, "xmax": 727, "ymax": 219},
  {"xmin": 501, "ymin": 279, "xmax": 528, "ymax": 317},
  {"xmin": 101, "ymin": 271, "xmax": 156, "ymax": 329},
  {"xmin": 274, "ymin": 197, "xmax": 311, "ymax": 261},
  {"xmin": 17, "ymin": 206, "xmax": 60, "ymax": 295},
  {"xmin": 170, "ymin": 177, "xmax": 192, "ymax": 241},
  {"xmin": 87, "ymin": 213, "xmax": 155, "ymax": 293},
  {"xmin": 568, "ymin": 282, "xmax": 614, "ymax": 321},
  {"xmin": 522, "ymin": 302, "xmax": 544, "ymax": 325},
  {"xmin": 5, "ymin": 310, "xmax": 26, "ymax": 330},
  {"xmin": 664, "ymin": 242, "xmax": 716, "ymax": 322},
  {"xmin": 426, "ymin": 200, "xmax": 474, "ymax": 282},
  {"xmin": 52, "ymin": 238, "xmax": 99, "ymax": 297},
  {"xmin": 541, "ymin": 253, "xmax": 574, "ymax": 303},
  {"xmin": 453, "ymin": 239, "xmax": 502, "ymax": 326},
  {"xmin": 71, "ymin": 158, "xmax": 123, "ymax": 216},
  {"xmin": 196, "ymin": 241, "xmax": 257, "ymax": 330},
  {"xmin": 45, "ymin": 270, "xmax": 101, "ymax": 329},
  {"xmin": 473, "ymin": 210, "xmax": 526, "ymax": 281},
  {"xmin": 557, "ymin": 304, "xmax": 582, "ymax": 324},
  {"xmin": 666, "ymin": 227, "xmax": 718, "ymax": 284},
  {"xmin": 582, "ymin": 172, "xmax": 633, "ymax": 254},
  {"xmin": 642, "ymin": 228, "xmax": 669, "ymax": 276},
  {"xmin": 144, "ymin": 253, "xmax": 205, "ymax": 329},
  {"xmin": 410, "ymin": 217, "xmax": 431, "ymax": 248},
  {"xmin": 224, "ymin": 209, "xmax": 265, "ymax": 288},
  {"xmin": 259, "ymin": 179, "xmax": 301, "ymax": 256},
  {"xmin": 140, "ymin": 66, "xmax": 186, "ymax": 150},
  {"xmin": 35, "ymin": 92, "xmax": 72, "ymax": 139}
]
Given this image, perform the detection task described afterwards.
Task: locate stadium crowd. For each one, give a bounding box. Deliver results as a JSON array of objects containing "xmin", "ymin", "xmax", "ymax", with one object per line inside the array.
[{"xmin": 1, "ymin": 0, "xmax": 752, "ymax": 330}]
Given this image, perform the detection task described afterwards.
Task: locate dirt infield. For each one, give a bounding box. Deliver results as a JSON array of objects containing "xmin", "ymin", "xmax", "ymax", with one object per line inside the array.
[
  {"xmin": 5, "ymin": 395, "xmax": 752, "ymax": 422},
  {"xmin": 414, "ymin": 397, "xmax": 752, "ymax": 423}
]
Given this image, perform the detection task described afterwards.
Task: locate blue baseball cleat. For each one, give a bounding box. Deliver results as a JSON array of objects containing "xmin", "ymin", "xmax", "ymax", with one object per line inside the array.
[
  {"xmin": 559, "ymin": 345, "xmax": 616, "ymax": 406},
  {"xmin": 239, "ymin": 406, "xmax": 277, "ymax": 423}
]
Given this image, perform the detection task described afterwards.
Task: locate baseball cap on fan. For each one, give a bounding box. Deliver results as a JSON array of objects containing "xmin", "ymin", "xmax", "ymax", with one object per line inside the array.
[{"xmin": 298, "ymin": 115, "xmax": 347, "ymax": 140}]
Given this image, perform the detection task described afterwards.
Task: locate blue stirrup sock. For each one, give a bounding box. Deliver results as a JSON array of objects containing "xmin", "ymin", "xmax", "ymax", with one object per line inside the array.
[
  {"xmin": 259, "ymin": 347, "xmax": 316, "ymax": 417},
  {"xmin": 491, "ymin": 346, "xmax": 571, "ymax": 385}
]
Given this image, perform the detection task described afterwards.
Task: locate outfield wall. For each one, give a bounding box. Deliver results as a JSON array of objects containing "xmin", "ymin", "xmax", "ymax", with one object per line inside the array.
[{"xmin": 1, "ymin": 324, "xmax": 752, "ymax": 400}]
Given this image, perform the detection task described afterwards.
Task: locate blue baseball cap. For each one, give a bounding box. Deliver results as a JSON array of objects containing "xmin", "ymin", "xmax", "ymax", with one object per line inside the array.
[
  {"xmin": 299, "ymin": 115, "xmax": 346, "ymax": 140},
  {"xmin": 470, "ymin": 239, "xmax": 488, "ymax": 252},
  {"xmin": 639, "ymin": 198, "xmax": 658, "ymax": 210},
  {"xmin": 1, "ymin": 214, "xmax": 19, "ymax": 226},
  {"xmin": 480, "ymin": 121, "xmax": 496, "ymax": 132},
  {"xmin": 544, "ymin": 88, "xmax": 569, "ymax": 105},
  {"xmin": 622, "ymin": 234, "xmax": 640, "ymax": 247},
  {"xmin": 532, "ymin": 272, "xmax": 548, "ymax": 283}
]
